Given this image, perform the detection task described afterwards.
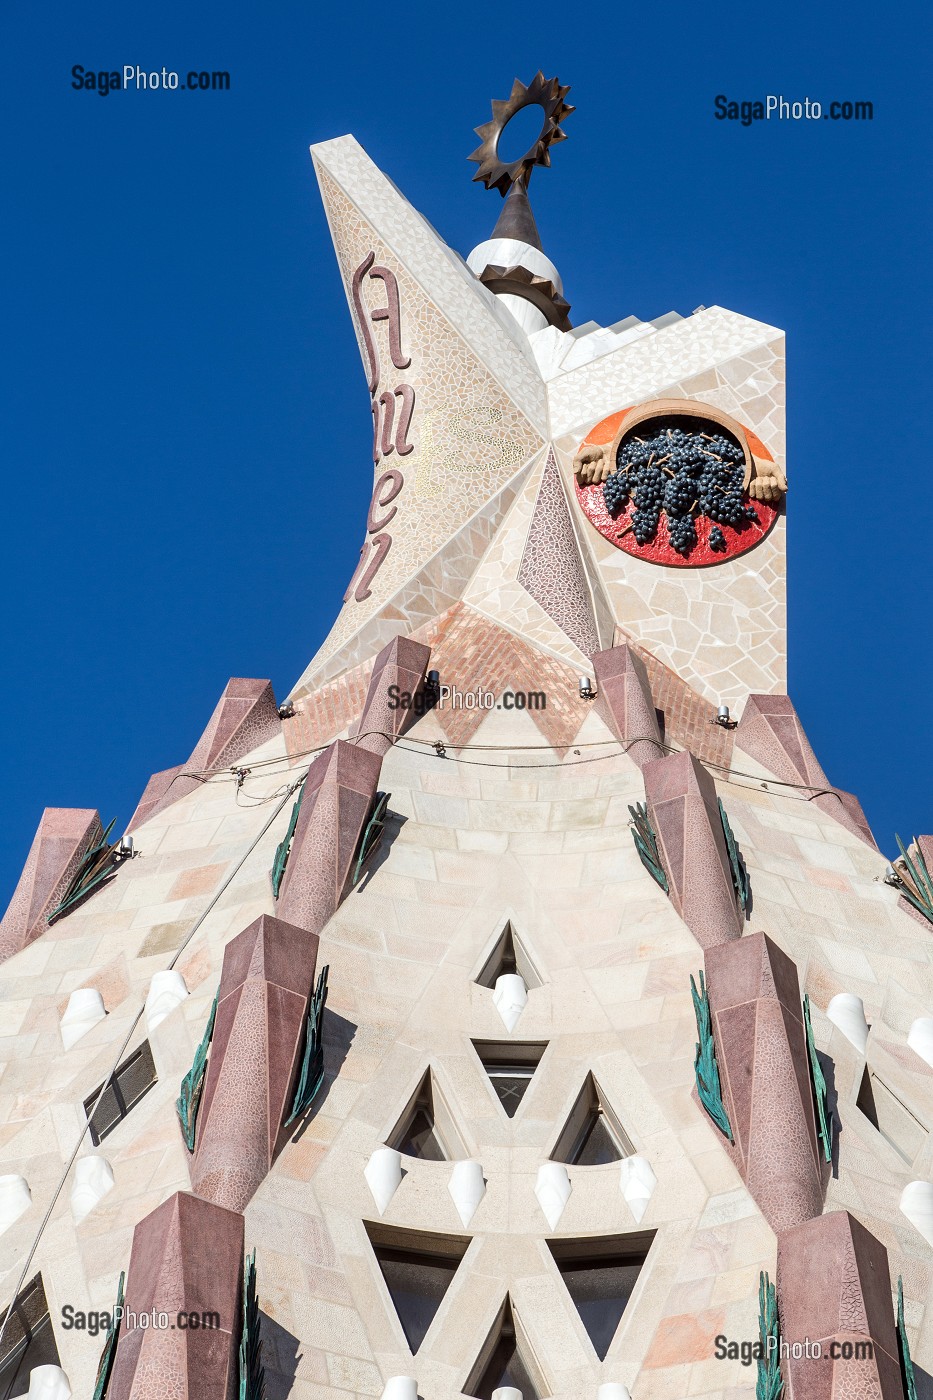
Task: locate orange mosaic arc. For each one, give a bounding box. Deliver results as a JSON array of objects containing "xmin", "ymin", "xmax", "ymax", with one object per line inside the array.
[{"xmin": 578, "ymin": 406, "xmax": 775, "ymax": 462}]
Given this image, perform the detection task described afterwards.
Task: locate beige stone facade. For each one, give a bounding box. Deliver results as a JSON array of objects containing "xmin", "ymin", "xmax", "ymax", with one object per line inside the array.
[{"xmin": 0, "ymin": 128, "xmax": 929, "ymax": 1400}]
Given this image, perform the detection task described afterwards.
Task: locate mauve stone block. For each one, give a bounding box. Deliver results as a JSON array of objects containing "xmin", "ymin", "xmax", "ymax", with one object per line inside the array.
[
  {"xmin": 0, "ymin": 807, "xmax": 103, "ymax": 963},
  {"xmin": 736, "ymin": 694, "xmax": 876, "ymax": 848},
  {"xmin": 128, "ymin": 678, "xmax": 282, "ymax": 831},
  {"xmin": 277, "ymin": 739, "xmax": 382, "ymax": 934},
  {"xmin": 706, "ymin": 934, "xmax": 824, "ymax": 1232},
  {"xmin": 643, "ymin": 750, "xmax": 742, "ymax": 947},
  {"xmin": 351, "ymin": 635, "xmax": 431, "ymax": 756},
  {"xmin": 592, "ymin": 644, "xmax": 664, "ymax": 770},
  {"xmin": 107, "ymin": 1190, "xmax": 243, "ymax": 1400},
  {"xmin": 192, "ymin": 913, "xmax": 319, "ymax": 1211},
  {"xmin": 777, "ymin": 1211, "xmax": 903, "ymax": 1400}
]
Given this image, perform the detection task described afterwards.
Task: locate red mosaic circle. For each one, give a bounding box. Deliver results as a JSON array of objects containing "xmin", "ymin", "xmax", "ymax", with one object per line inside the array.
[{"xmin": 574, "ymin": 407, "xmax": 780, "ymax": 568}]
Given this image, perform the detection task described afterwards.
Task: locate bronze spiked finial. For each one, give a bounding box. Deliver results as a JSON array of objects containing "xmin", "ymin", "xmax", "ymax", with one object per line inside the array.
[{"xmin": 468, "ymin": 72, "xmax": 574, "ymax": 197}]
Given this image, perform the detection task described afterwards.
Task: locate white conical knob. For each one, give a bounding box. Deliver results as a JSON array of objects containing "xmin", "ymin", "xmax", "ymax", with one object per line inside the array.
[
  {"xmin": 60, "ymin": 989, "xmax": 106, "ymax": 1050},
  {"xmin": 365, "ymin": 1147, "xmax": 402, "ymax": 1215},
  {"xmin": 25, "ymin": 1367, "xmax": 73, "ymax": 1399},
  {"xmin": 493, "ymin": 974, "xmax": 528, "ymax": 1033},
  {"xmin": 907, "ymin": 1018, "xmax": 933, "ymax": 1069},
  {"xmin": 620, "ymin": 1156, "xmax": 657, "ymax": 1224},
  {"xmin": 145, "ymin": 970, "xmax": 189, "ymax": 1033},
  {"xmin": 380, "ymin": 1379, "xmax": 417, "ymax": 1400},
  {"xmin": 448, "ymin": 1160, "xmax": 485, "ymax": 1226},
  {"xmin": 535, "ymin": 1161, "xmax": 572, "ymax": 1229},
  {"xmin": 492, "ymin": 1389, "xmax": 523, "ymax": 1400},
  {"xmin": 900, "ymin": 1180, "xmax": 933, "ymax": 1247},
  {"xmin": 826, "ymin": 993, "xmax": 869, "ymax": 1054},
  {"xmin": 0, "ymin": 1175, "xmax": 31, "ymax": 1236},
  {"xmin": 70, "ymin": 1155, "xmax": 115, "ymax": 1223},
  {"xmin": 598, "ymin": 1386, "xmax": 633, "ymax": 1400}
]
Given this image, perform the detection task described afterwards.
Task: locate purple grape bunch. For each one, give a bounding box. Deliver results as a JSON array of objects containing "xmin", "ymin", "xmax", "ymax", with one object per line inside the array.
[{"xmin": 602, "ymin": 420, "xmax": 759, "ymax": 557}]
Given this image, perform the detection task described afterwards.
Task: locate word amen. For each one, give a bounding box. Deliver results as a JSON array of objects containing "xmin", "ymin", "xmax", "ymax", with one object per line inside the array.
[
  {"xmin": 345, "ymin": 252, "xmax": 416, "ymax": 605},
  {"xmin": 62, "ymin": 1305, "xmax": 221, "ymax": 1336},
  {"xmin": 714, "ymin": 1334, "xmax": 874, "ymax": 1364}
]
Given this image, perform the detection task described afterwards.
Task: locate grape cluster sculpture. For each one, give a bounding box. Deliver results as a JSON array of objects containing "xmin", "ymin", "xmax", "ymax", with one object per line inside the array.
[{"xmin": 603, "ymin": 424, "xmax": 757, "ymax": 557}]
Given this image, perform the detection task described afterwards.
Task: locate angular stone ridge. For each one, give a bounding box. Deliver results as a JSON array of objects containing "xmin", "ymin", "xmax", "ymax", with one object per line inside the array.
[
  {"xmin": 517, "ymin": 450, "xmax": 602, "ymax": 657},
  {"xmin": 191, "ymin": 913, "xmax": 320, "ymax": 1211},
  {"xmin": 0, "ymin": 807, "xmax": 103, "ymax": 963},
  {"xmin": 351, "ymin": 635, "xmax": 431, "ymax": 756},
  {"xmin": 592, "ymin": 644, "xmax": 664, "ymax": 770},
  {"xmin": 278, "ymin": 739, "xmax": 383, "ymax": 933},
  {"xmin": 128, "ymin": 678, "xmax": 282, "ymax": 831},
  {"xmin": 736, "ymin": 693, "xmax": 876, "ymax": 847},
  {"xmin": 776, "ymin": 1211, "xmax": 903, "ymax": 1400},
  {"xmin": 107, "ymin": 1190, "xmax": 244, "ymax": 1400},
  {"xmin": 705, "ymin": 933, "xmax": 824, "ymax": 1232},
  {"xmin": 643, "ymin": 750, "xmax": 742, "ymax": 947}
]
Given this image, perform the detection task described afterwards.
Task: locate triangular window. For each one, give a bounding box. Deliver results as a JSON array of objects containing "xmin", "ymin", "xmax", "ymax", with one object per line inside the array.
[
  {"xmin": 472, "ymin": 1041, "xmax": 547, "ymax": 1118},
  {"xmin": 465, "ymin": 1296, "xmax": 545, "ymax": 1399},
  {"xmin": 387, "ymin": 1069, "xmax": 465, "ymax": 1161},
  {"xmin": 547, "ymin": 1233, "xmax": 655, "ymax": 1360},
  {"xmin": 550, "ymin": 1074, "xmax": 634, "ymax": 1166},
  {"xmin": 475, "ymin": 921, "xmax": 542, "ymax": 990},
  {"xmin": 365, "ymin": 1223, "xmax": 469, "ymax": 1354}
]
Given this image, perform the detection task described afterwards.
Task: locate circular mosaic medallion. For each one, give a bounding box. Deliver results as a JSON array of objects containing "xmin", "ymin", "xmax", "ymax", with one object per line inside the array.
[{"xmin": 574, "ymin": 402, "xmax": 781, "ymax": 568}]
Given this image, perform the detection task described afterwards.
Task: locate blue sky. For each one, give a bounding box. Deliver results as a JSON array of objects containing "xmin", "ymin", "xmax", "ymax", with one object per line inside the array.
[{"xmin": 2, "ymin": 0, "xmax": 930, "ymax": 901}]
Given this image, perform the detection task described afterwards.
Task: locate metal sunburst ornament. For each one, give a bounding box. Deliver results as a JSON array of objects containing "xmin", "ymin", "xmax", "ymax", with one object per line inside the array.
[{"xmin": 469, "ymin": 72, "xmax": 574, "ymax": 196}]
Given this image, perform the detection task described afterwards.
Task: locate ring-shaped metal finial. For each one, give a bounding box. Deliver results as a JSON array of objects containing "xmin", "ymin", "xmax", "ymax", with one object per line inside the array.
[{"xmin": 469, "ymin": 72, "xmax": 574, "ymax": 196}]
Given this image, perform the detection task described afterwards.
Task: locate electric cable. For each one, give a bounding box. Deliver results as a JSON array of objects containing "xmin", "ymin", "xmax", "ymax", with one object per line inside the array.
[{"xmin": 0, "ymin": 771, "xmax": 305, "ymax": 1356}]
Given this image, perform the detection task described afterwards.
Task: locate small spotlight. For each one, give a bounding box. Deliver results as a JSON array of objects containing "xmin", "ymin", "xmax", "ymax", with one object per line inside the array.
[
  {"xmin": 426, "ymin": 669, "xmax": 441, "ymax": 690},
  {"xmin": 714, "ymin": 704, "xmax": 736, "ymax": 729},
  {"xmin": 883, "ymin": 863, "xmax": 902, "ymax": 888},
  {"xmin": 118, "ymin": 835, "xmax": 134, "ymax": 859},
  {"xmin": 579, "ymin": 676, "xmax": 595, "ymax": 700},
  {"xmin": 278, "ymin": 701, "xmax": 295, "ymax": 720}
]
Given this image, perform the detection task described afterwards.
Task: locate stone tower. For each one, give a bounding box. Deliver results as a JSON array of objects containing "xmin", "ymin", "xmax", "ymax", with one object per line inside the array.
[{"xmin": 0, "ymin": 75, "xmax": 931, "ymax": 1400}]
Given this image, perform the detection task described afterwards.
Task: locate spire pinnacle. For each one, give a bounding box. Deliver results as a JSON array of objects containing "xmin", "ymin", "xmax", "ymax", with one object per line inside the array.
[{"xmin": 467, "ymin": 74, "xmax": 574, "ymax": 333}]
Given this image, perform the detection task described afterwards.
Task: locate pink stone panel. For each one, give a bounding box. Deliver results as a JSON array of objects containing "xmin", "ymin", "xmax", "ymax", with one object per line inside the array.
[
  {"xmin": 736, "ymin": 694, "xmax": 876, "ymax": 848},
  {"xmin": 126, "ymin": 767, "xmax": 184, "ymax": 833},
  {"xmin": 777, "ymin": 1212, "xmax": 903, "ymax": 1400},
  {"xmin": 706, "ymin": 934, "xmax": 824, "ymax": 1233},
  {"xmin": 107, "ymin": 1190, "xmax": 243, "ymax": 1400},
  {"xmin": 518, "ymin": 450, "xmax": 601, "ymax": 657},
  {"xmin": 643, "ymin": 750, "xmax": 742, "ymax": 947},
  {"xmin": 0, "ymin": 808, "xmax": 103, "ymax": 963},
  {"xmin": 277, "ymin": 740, "xmax": 382, "ymax": 934},
  {"xmin": 592, "ymin": 644, "xmax": 665, "ymax": 770},
  {"xmin": 192, "ymin": 914, "xmax": 319, "ymax": 1211},
  {"xmin": 128, "ymin": 678, "xmax": 282, "ymax": 831},
  {"xmin": 351, "ymin": 635, "xmax": 431, "ymax": 756}
]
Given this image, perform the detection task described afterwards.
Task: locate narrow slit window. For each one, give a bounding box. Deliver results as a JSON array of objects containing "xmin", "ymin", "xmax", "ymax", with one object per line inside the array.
[
  {"xmin": 84, "ymin": 1041, "xmax": 158, "ymax": 1146},
  {"xmin": 856, "ymin": 1066, "xmax": 928, "ymax": 1165},
  {"xmin": 0, "ymin": 1274, "xmax": 60, "ymax": 1399}
]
